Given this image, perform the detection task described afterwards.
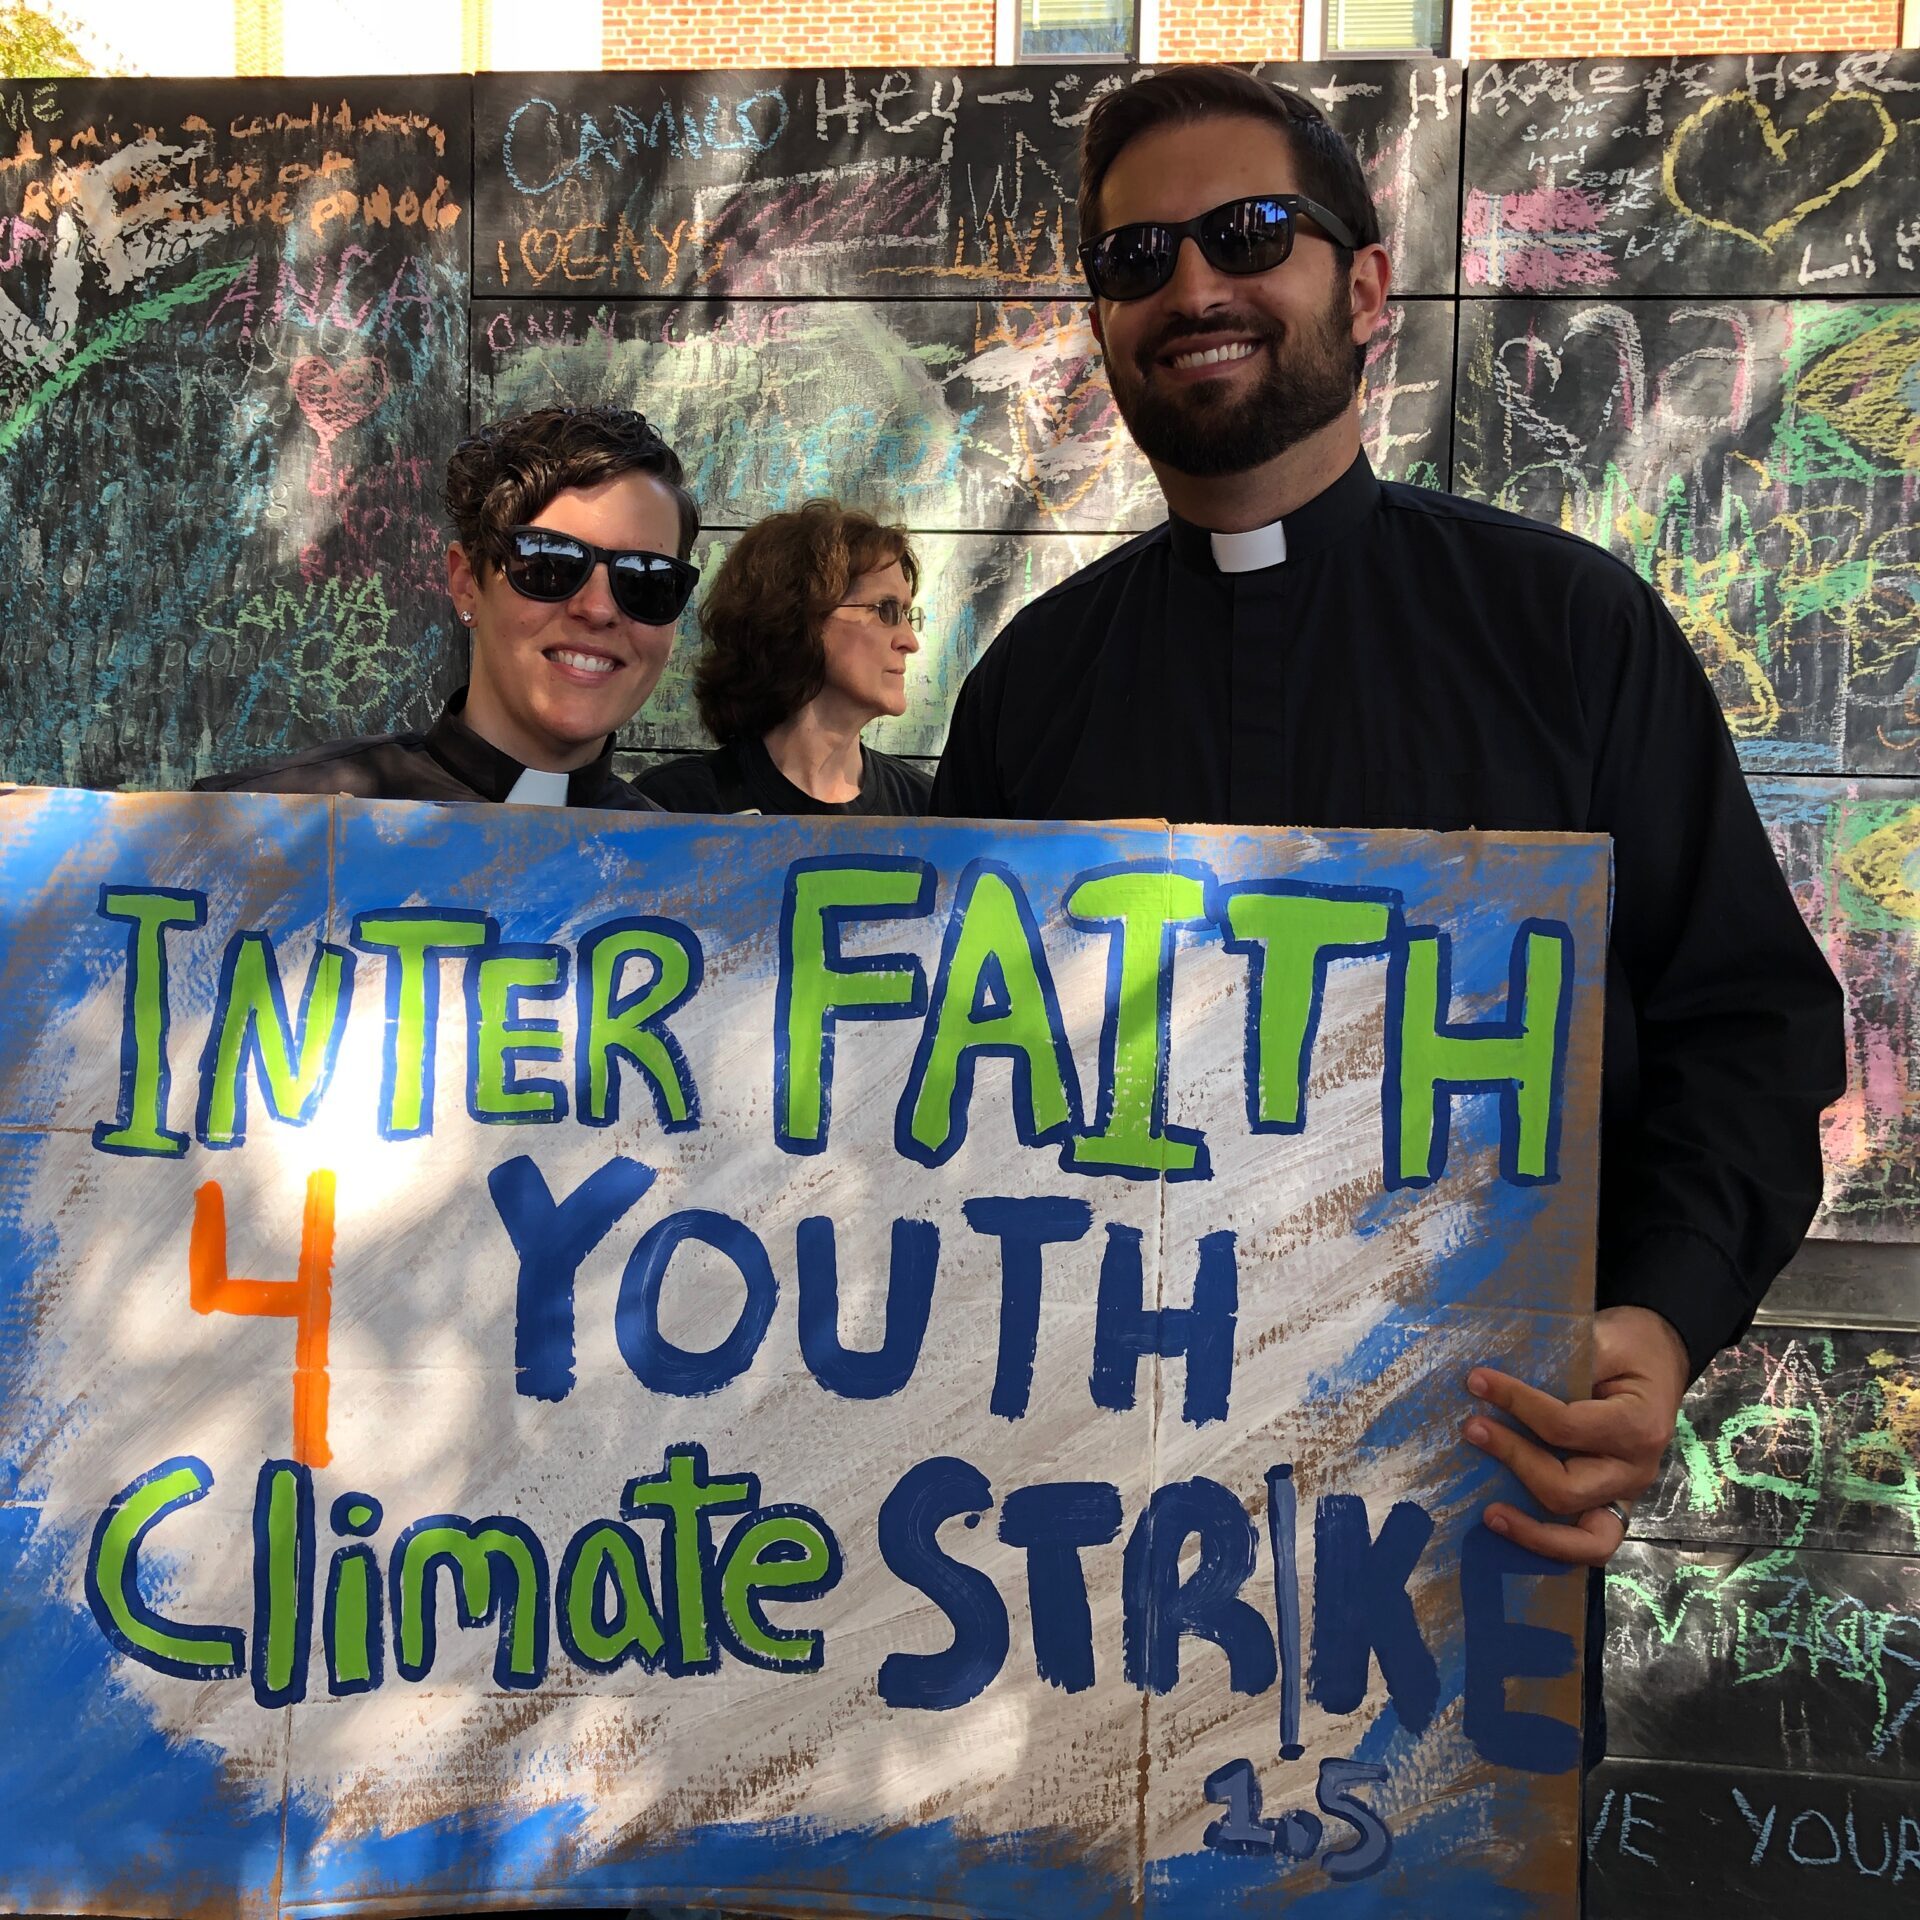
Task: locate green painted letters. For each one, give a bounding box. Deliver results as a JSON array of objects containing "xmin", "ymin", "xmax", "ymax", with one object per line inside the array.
[
  {"xmin": 583, "ymin": 926, "xmax": 698, "ymax": 1126},
  {"xmin": 563, "ymin": 1522, "xmax": 668, "ymax": 1667},
  {"xmin": 719, "ymin": 1512, "xmax": 835, "ymax": 1668},
  {"xmin": 473, "ymin": 950, "xmax": 564, "ymax": 1120},
  {"xmin": 351, "ymin": 914, "xmax": 489, "ymax": 1136},
  {"xmin": 87, "ymin": 1459, "xmax": 245, "ymax": 1675},
  {"xmin": 905, "ymin": 868, "xmax": 1075, "ymax": 1161},
  {"xmin": 1394, "ymin": 927, "xmax": 1569, "ymax": 1184},
  {"xmin": 200, "ymin": 934, "xmax": 351, "ymax": 1146},
  {"xmin": 95, "ymin": 888, "xmax": 204, "ymax": 1156},
  {"xmin": 622, "ymin": 1446, "xmax": 754, "ymax": 1671},
  {"xmin": 1226, "ymin": 890, "xmax": 1394, "ymax": 1128},
  {"xmin": 394, "ymin": 1521, "xmax": 544, "ymax": 1681},
  {"xmin": 779, "ymin": 862, "xmax": 928, "ymax": 1149},
  {"xmin": 1066, "ymin": 870, "xmax": 1209, "ymax": 1175}
]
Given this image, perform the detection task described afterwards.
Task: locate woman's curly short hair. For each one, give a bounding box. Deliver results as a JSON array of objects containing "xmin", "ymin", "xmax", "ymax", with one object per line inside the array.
[
  {"xmin": 694, "ymin": 500, "xmax": 920, "ymax": 744},
  {"xmin": 444, "ymin": 404, "xmax": 700, "ymax": 575}
]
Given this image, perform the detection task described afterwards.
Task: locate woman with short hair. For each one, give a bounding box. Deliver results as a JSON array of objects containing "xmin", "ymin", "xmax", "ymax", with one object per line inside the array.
[
  {"xmin": 198, "ymin": 404, "xmax": 700, "ymax": 809},
  {"xmin": 639, "ymin": 499, "xmax": 930, "ymax": 815}
]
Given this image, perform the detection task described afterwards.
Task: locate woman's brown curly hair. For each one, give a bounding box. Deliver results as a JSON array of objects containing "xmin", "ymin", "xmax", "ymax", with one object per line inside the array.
[
  {"xmin": 445, "ymin": 404, "xmax": 699, "ymax": 576},
  {"xmin": 694, "ymin": 500, "xmax": 920, "ymax": 743}
]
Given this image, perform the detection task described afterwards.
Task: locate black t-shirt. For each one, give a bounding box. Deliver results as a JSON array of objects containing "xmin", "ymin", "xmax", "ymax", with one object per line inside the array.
[
  {"xmin": 639, "ymin": 734, "xmax": 930, "ymax": 816},
  {"xmin": 934, "ymin": 451, "xmax": 1847, "ymax": 1376}
]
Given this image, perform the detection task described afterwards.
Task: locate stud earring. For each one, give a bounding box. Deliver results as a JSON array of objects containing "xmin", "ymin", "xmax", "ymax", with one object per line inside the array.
[{"xmin": 459, "ymin": 610, "xmax": 474, "ymax": 625}]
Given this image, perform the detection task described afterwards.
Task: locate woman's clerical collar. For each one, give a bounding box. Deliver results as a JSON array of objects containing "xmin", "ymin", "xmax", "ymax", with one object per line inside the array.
[
  {"xmin": 504, "ymin": 765, "xmax": 570, "ymax": 806},
  {"xmin": 1211, "ymin": 519, "xmax": 1288, "ymax": 573},
  {"xmin": 425, "ymin": 688, "xmax": 624, "ymax": 806}
]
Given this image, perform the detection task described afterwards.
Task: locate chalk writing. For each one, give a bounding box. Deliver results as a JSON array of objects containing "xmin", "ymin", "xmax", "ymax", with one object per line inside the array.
[
  {"xmin": 1454, "ymin": 299, "xmax": 1920, "ymax": 774},
  {"xmin": 475, "ymin": 64, "xmax": 1466, "ymax": 301},
  {"xmin": 1609, "ymin": 1328, "xmax": 1920, "ymax": 1780},
  {"xmin": 1467, "ymin": 55, "xmax": 1920, "ymax": 294},
  {"xmin": 0, "ymin": 78, "xmax": 469, "ymax": 791},
  {"xmin": 1587, "ymin": 1759, "xmax": 1920, "ymax": 1918}
]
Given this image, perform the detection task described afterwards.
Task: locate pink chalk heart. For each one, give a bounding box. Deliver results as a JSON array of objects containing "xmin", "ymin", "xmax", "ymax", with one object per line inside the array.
[{"xmin": 289, "ymin": 355, "xmax": 391, "ymax": 448}]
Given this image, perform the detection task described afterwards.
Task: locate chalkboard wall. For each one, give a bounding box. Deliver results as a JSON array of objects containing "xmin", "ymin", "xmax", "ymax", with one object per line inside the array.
[{"xmin": 6, "ymin": 55, "xmax": 1920, "ymax": 1916}]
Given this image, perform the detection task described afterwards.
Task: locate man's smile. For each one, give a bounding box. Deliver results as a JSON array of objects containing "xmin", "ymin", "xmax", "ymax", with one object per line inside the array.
[
  {"xmin": 1167, "ymin": 340, "xmax": 1260, "ymax": 371},
  {"xmin": 1149, "ymin": 331, "xmax": 1272, "ymax": 383}
]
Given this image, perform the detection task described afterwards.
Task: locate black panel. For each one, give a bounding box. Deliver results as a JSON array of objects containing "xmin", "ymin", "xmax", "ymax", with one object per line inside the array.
[
  {"xmin": 1453, "ymin": 297, "xmax": 1920, "ymax": 776},
  {"xmin": 474, "ymin": 62, "xmax": 1465, "ymax": 301},
  {"xmin": 1586, "ymin": 1758, "xmax": 1920, "ymax": 1916},
  {"xmin": 1637, "ymin": 1323, "xmax": 1920, "ymax": 1552},
  {"xmin": 1752, "ymin": 786, "xmax": 1920, "ymax": 1240},
  {"xmin": 1606, "ymin": 1540, "xmax": 1920, "ymax": 1775},
  {"xmin": 1465, "ymin": 55, "xmax": 1920, "ymax": 298},
  {"xmin": 0, "ymin": 78, "xmax": 472, "ymax": 790}
]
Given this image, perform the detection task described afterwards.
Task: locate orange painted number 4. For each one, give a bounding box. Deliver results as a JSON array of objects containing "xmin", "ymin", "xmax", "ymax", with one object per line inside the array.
[{"xmin": 189, "ymin": 1171, "xmax": 337, "ymax": 1468}]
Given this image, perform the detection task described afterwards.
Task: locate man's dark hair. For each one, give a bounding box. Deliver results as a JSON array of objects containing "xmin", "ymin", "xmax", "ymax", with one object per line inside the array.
[
  {"xmin": 1078, "ymin": 67, "xmax": 1382, "ymax": 380},
  {"xmin": 694, "ymin": 500, "xmax": 919, "ymax": 744},
  {"xmin": 445, "ymin": 404, "xmax": 700, "ymax": 574}
]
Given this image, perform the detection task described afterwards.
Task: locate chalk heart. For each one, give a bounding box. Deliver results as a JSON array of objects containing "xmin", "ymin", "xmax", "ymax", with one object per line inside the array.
[
  {"xmin": 289, "ymin": 355, "xmax": 391, "ymax": 446},
  {"xmin": 1492, "ymin": 312, "xmax": 1638, "ymax": 457},
  {"xmin": 519, "ymin": 227, "xmax": 564, "ymax": 282},
  {"xmin": 1663, "ymin": 89, "xmax": 1898, "ymax": 253}
]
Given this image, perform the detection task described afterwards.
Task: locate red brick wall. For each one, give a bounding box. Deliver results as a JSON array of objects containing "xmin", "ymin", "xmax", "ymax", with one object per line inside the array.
[
  {"xmin": 1158, "ymin": 2, "xmax": 1301, "ymax": 60},
  {"xmin": 600, "ymin": 2, "xmax": 1902, "ymax": 71},
  {"xmin": 601, "ymin": 1, "xmax": 993, "ymax": 68},
  {"xmin": 1470, "ymin": 0, "xmax": 1901, "ymax": 56}
]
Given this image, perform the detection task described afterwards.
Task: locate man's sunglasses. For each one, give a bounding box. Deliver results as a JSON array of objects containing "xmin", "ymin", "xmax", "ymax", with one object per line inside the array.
[
  {"xmin": 1078, "ymin": 193, "xmax": 1359, "ymax": 303},
  {"xmin": 502, "ymin": 526, "xmax": 701, "ymax": 626}
]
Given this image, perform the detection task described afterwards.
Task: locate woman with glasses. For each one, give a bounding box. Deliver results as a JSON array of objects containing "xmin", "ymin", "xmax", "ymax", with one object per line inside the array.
[
  {"xmin": 639, "ymin": 499, "xmax": 931, "ymax": 816},
  {"xmin": 196, "ymin": 404, "xmax": 699, "ymax": 809}
]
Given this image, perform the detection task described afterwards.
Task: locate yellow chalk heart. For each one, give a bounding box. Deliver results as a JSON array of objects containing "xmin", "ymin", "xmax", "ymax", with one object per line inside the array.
[{"xmin": 1662, "ymin": 89, "xmax": 1898, "ymax": 253}]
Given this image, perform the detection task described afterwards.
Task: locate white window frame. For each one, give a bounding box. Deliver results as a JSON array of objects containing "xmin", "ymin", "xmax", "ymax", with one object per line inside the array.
[
  {"xmin": 996, "ymin": 0, "xmax": 1156, "ymax": 63},
  {"xmin": 1305, "ymin": 0, "xmax": 1469, "ymax": 61}
]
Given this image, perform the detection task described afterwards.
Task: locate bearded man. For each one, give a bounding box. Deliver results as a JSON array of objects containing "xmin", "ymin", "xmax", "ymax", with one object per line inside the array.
[{"xmin": 934, "ymin": 66, "xmax": 1844, "ymax": 1577}]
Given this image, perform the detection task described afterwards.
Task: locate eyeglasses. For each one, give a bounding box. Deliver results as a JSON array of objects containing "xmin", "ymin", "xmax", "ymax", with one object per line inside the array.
[
  {"xmin": 1078, "ymin": 193, "xmax": 1359, "ymax": 303},
  {"xmin": 502, "ymin": 526, "xmax": 700, "ymax": 626},
  {"xmin": 838, "ymin": 598, "xmax": 924, "ymax": 632}
]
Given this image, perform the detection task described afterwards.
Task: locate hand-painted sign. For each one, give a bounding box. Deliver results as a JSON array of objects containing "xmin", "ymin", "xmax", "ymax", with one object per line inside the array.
[{"xmin": 0, "ymin": 789, "xmax": 1606, "ymax": 1916}]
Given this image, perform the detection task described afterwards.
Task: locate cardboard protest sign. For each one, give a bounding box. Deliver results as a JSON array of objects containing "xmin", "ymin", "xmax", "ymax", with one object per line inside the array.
[{"xmin": 0, "ymin": 789, "xmax": 1606, "ymax": 1916}]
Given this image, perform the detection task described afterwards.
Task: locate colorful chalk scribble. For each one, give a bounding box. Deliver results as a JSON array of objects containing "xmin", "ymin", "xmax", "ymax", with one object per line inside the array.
[
  {"xmin": 1752, "ymin": 781, "xmax": 1920, "ymax": 1239},
  {"xmin": 1456, "ymin": 300, "xmax": 1920, "ymax": 776},
  {"xmin": 0, "ymin": 80, "xmax": 470, "ymax": 792},
  {"xmin": 1462, "ymin": 184, "xmax": 1616, "ymax": 293}
]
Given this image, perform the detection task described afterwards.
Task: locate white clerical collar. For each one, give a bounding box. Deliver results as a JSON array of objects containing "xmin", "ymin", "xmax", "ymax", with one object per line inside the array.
[
  {"xmin": 504, "ymin": 765, "xmax": 570, "ymax": 807},
  {"xmin": 1210, "ymin": 518, "xmax": 1289, "ymax": 573}
]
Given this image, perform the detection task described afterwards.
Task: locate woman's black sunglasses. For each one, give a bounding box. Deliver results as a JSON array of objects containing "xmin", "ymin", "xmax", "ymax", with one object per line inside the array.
[
  {"xmin": 503, "ymin": 526, "xmax": 701, "ymax": 626},
  {"xmin": 1078, "ymin": 193, "xmax": 1360, "ymax": 303}
]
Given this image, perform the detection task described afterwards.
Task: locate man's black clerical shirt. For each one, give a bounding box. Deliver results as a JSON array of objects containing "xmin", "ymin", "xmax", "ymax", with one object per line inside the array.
[{"xmin": 933, "ymin": 451, "xmax": 1846, "ymax": 1376}]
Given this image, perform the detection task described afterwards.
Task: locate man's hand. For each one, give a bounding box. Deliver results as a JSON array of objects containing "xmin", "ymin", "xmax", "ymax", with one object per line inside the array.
[{"xmin": 1461, "ymin": 1305, "xmax": 1691, "ymax": 1567}]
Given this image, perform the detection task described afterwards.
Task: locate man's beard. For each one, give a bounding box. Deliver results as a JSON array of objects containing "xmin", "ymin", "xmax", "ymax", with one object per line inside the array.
[{"xmin": 1107, "ymin": 285, "xmax": 1359, "ymax": 479}]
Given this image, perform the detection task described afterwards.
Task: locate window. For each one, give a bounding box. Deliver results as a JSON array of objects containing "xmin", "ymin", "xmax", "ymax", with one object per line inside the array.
[
  {"xmin": 1013, "ymin": 0, "xmax": 1137, "ymax": 61},
  {"xmin": 1323, "ymin": 0, "xmax": 1446, "ymax": 54}
]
